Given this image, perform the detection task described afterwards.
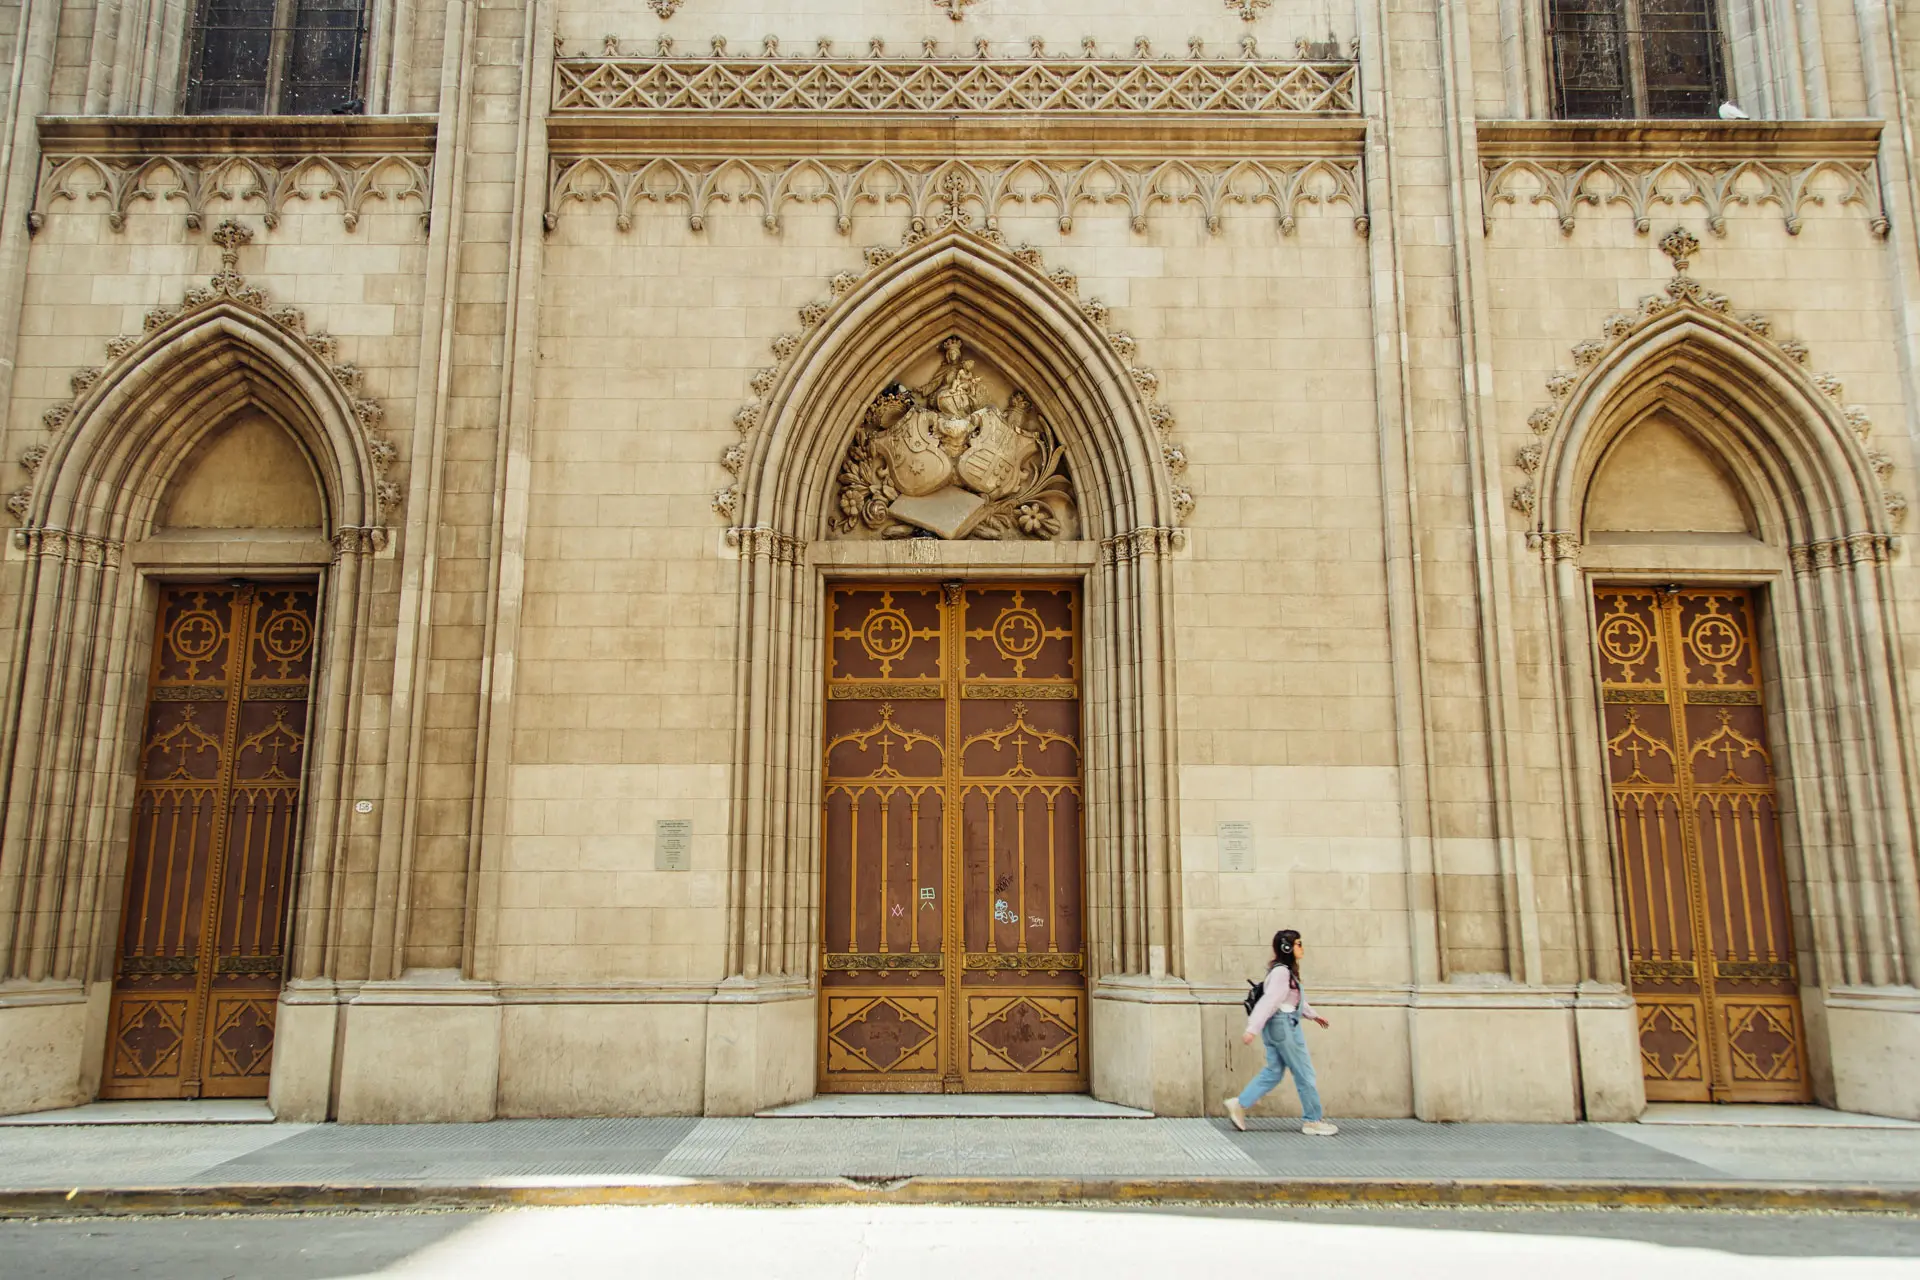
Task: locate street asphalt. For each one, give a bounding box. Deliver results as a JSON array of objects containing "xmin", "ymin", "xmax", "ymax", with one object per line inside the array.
[{"xmin": 5, "ymin": 1203, "xmax": 1920, "ymax": 1278}]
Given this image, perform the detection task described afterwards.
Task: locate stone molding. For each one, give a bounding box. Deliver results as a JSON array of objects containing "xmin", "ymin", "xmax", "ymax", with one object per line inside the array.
[
  {"xmin": 7, "ymin": 529, "xmax": 123, "ymax": 566},
  {"xmin": 6, "ymin": 219, "xmax": 403, "ymax": 527},
  {"xmin": 1790, "ymin": 533, "xmax": 1896, "ymax": 573},
  {"xmin": 1101, "ymin": 527, "xmax": 1189, "ymax": 562},
  {"xmin": 32, "ymin": 116, "xmax": 436, "ymax": 234},
  {"xmin": 551, "ymin": 54, "xmax": 1358, "ymax": 114},
  {"xmin": 714, "ymin": 227, "xmax": 1192, "ymax": 529},
  {"xmin": 546, "ymin": 155, "xmax": 1367, "ymax": 237},
  {"xmin": 1478, "ymin": 121, "xmax": 1889, "ymax": 238},
  {"xmin": 1512, "ymin": 227, "xmax": 1906, "ymax": 529}
]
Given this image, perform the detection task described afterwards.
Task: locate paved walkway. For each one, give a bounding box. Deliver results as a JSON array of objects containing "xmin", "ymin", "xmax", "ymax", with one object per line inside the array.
[{"xmin": 3, "ymin": 1113, "xmax": 1920, "ymax": 1193}]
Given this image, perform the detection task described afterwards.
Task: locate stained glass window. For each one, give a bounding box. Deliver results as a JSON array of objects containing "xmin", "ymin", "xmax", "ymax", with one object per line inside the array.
[
  {"xmin": 1549, "ymin": 0, "xmax": 1726, "ymax": 118},
  {"xmin": 185, "ymin": 0, "xmax": 368, "ymax": 114}
]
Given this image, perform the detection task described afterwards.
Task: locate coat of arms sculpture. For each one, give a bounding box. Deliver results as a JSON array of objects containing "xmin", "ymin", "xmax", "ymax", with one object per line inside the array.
[{"xmin": 830, "ymin": 338, "xmax": 1077, "ymax": 540}]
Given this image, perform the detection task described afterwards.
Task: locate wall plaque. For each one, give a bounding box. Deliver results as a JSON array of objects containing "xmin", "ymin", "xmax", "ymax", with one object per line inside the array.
[
  {"xmin": 655, "ymin": 819, "xmax": 692, "ymax": 871},
  {"xmin": 1218, "ymin": 820, "xmax": 1254, "ymax": 873}
]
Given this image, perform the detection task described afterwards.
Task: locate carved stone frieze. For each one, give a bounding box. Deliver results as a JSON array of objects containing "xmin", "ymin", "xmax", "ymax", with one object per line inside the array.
[
  {"xmin": 1514, "ymin": 225, "xmax": 1905, "ymax": 531},
  {"xmin": 32, "ymin": 153, "xmax": 432, "ymax": 235},
  {"xmin": 1101, "ymin": 526, "xmax": 1189, "ymax": 562},
  {"xmin": 551, "ymin": 54, "xmax": 1357, "ymax": 114},
  {"xmin": 1482, "ymin": 156, "xmax": 1889, "ymax": 239},
  {"xmin": 713, "ymin": 226, "xmax": 1192, "ymax": 529},
  {"xmin": 8, "ymin": 220, "xmax": 404, "ymax": 528},
  {"xmin": 831, "ymin": 338, "xmax": 1075, "ymax": 541},
  {"xmin": 546, "ymin": 156, "xmax": 1367, "ymax": 237},
  {"xmin": 8, "ymin": 528, "xmax": 124, "ymax": 565}
]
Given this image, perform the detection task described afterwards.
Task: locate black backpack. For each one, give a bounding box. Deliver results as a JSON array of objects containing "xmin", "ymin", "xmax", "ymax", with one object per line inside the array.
[{"xmin": 1243, "ymin": 963, "xmax": 1301, "ymax": 1016}]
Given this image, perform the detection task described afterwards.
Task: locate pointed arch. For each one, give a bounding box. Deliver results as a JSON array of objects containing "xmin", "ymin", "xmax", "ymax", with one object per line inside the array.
[
  {"xmin": 31, "ymin": 303, "xmax": 384, "ymax": 542},
  {"xmin": 1539, "ymin": 310, "xmax": 1891, "ymax": 548},
  {"xmin": 735, "ymin": 229, "xmax": 1179, "ymax": 543},
  {"xmin": 1529, "ymin": 312, "xmax": 1920, "ymax": 1029},
  {"xmin": 0, "ymin": 299, "xmax": 387, "ymax": 1029},
  {"xmin": 715, "ymin": 229, "xmax": 1194, "ymax": 1114}
]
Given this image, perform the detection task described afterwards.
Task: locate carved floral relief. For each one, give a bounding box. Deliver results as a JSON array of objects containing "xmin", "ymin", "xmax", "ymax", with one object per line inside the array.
[{"xmin": 831, "ymin": 339, "xmax": 1075, "ymax": 541}]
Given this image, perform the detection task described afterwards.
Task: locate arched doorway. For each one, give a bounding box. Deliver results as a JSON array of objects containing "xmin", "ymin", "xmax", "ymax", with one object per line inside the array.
[
  {"xmin": 712, "ymin": 229, "xmax": 1190, "ymax": 1112},
  {"xmin": 1529, "ymin": 295, "xmax": 1920, "ymax": 1114}
]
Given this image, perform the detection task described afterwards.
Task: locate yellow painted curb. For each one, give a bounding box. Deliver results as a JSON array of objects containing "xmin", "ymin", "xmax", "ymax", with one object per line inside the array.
[{"xmin": 3, "ymin": 1178, "xmax": 1918, "ymax": 1218}]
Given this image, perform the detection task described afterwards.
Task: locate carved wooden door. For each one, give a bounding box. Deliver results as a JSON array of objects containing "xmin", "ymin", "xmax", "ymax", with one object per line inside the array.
[
  {"xmin": 821, "ymin": 582, "xmax": 1087, "ymax": 1093},
  {"xmin": 1596, "ymin": 586, "xmax": 1810, "ymax": 1103},
  {"xmin": 102, "ymin": 582, "xmax": 318, "ymax": 1100}
]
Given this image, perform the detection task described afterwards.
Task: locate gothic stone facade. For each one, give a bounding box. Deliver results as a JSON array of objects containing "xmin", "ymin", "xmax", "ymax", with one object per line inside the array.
[{"xmin": 1, "ymin": 0, "xmax": 1918, "ymax": 1123}]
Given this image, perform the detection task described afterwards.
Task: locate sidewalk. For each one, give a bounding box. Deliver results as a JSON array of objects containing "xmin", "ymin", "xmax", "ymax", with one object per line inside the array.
[{"xmin": 3, "ymin": 1109, "xmax": 1919, "ymax": 1217}]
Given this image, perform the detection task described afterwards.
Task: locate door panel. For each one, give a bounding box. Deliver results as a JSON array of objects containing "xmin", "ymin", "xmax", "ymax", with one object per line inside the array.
[
  {"xmin": 103, "ymin": 582, "xmax": 317, "ymax": 1100},
  {"xmin": 821, "ymin": 582, "xmax": 1087, "ymax": 1093},
  {"xmin": 1596, "ymin": 586, "xmax": 1809, "ymax": 1103}
]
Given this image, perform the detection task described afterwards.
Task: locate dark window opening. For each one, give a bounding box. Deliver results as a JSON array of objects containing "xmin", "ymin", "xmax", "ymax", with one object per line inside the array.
[
  {"xmin": 1549, "ymin": 0, "xmax": 1727, "ymax": 118},
  {"xmin": 186, "ymin": 0, "xmax": 368, "ymax": 115}
]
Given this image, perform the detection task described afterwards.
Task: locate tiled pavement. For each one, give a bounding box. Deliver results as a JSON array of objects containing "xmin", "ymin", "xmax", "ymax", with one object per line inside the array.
[{"xmin": 4, "ymin": 1116, "xmax": 1920, "ymax": 1190}]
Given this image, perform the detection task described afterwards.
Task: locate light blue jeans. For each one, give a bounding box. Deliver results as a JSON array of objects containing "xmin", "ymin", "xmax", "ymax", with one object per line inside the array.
[{"xmin": 1235, "ymin": 1012, "xmax": 1323, "ymax": 1122}]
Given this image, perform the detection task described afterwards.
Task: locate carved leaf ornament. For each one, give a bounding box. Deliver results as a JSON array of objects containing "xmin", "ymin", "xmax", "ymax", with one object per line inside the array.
[
  {"xmin": 6, "ymin": 220, "xmax": 402, "ymax": 532},
  {"xmin": 1513, "ymin": 225, "xmax": 1905, "ymax": 548},
  {"xmin": 716, "ymin": 227, "xmax": 1192, "ymax": 535}
]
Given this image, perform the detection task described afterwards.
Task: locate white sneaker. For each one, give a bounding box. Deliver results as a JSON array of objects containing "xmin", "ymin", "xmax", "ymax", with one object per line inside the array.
[
  {"xmin": 1223, "ymin": 1097, "xmax": 1248, "ymax": 1132},
  {"xmin": 1302, "ymin": 1120, "xmax": 1339, "ymax": 1136}
]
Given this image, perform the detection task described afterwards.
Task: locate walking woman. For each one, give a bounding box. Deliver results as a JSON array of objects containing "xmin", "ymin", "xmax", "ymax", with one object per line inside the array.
[{"xmin": 1224, "ymin": 929, "xmax": 1338, "ymax": 1136}]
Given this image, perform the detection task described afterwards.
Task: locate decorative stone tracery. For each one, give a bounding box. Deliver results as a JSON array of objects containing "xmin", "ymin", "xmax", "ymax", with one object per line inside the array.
[{"xmin": 545, "ymin": 156, "xmax": 1368, "ymax": 238}]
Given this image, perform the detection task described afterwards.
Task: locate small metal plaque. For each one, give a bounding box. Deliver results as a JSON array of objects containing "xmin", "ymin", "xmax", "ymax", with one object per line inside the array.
[
  {"xmin": 1218, "ymin": 820, "xmax": 1254, "ymax": 873},
  {"xmin": 655, "ymin": 819, "xmax": 693, "ymax": 871}
]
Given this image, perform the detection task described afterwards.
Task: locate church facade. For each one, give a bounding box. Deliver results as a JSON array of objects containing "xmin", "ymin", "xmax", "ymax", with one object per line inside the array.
[{"xmin": 1, "ymin": 0, "xmax": 1918, "ymax": 1123}]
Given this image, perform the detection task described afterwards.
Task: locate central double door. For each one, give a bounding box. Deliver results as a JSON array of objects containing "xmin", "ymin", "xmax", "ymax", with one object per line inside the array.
[{"xmin": 819, "ymin": 582, "xmax": 1087, "ymax": 1093}]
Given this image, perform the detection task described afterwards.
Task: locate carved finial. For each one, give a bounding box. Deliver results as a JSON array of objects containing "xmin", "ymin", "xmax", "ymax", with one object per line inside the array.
[
  {"xmin": 657, "ymin": 36, "xmax": 673, "ymax": 55},
  {"xmin": 870, "ymin": 36, "xmax": 885, "ymax": 56},
  {"xmin": 603, "ymin": 34, "xmax": 618, "ymax": 55},
  {"xmin": 816, "ymin": 37, "xmax": 833, "ymax": 56},
  {"xmin": 1029, "ymin": 36, "xmax": 1045, "ymax": 56},
  {"xmin": 975, "ymin": 38, "xmax": 989, "ymax": 58},
  {"xmin": 711, "ymin": 35, "xmax": 727, "ymax": 55},
  {"xmin": 1659, "ymin": 226, "xmax": 1699, "ymax": 272},
  {"xmin": 922, "ymin": 37, "xmax": 938, "ymax": 57},
  {"xmin": 1081, "ymin": 36, "xmax": 1097, "ymax": 57},
  {"xmin": 1189, "ymin": 37, "xmax": 1204, "ymax": 57},
  {"xmin": 762, "ymin": 34, "xmax": 779, "ymax": 56},
  {"xmin": 1134, "ymin": 37, "xmax": 1152, "ymax": 57},
  {"xmin": 554, "ymin": 33, "xmax": 565, "ymax": 57},
  {"xmin": 1240, "ymin": 34, "xmax": 1258, "ymax": 57},
  {"xmin": 210, "ymin": 218, "xmax": 253, "ymax": 261}
]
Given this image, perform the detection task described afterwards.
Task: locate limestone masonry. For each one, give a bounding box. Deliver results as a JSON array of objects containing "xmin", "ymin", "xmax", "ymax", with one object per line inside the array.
[{"xmin": 0, "ymin": 0, "xmax": 1916, "ymax": 1123}]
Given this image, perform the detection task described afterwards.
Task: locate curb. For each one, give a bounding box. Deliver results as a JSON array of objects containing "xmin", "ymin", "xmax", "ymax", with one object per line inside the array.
[{"xmin": 4, "ymin": 1178, "xmax": 1919, "ymax": 1218}]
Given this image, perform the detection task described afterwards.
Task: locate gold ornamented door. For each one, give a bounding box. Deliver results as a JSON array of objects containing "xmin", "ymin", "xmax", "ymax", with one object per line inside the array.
[
  {"xmin": 1595, "ymin": 586, "xmax": 1810, "ymax": 1102},
  {"xmin": 102, "ymin": 582, "xmax": 318, "ymax": 1100},
  {"xmin": 820, "ymin": 582, "xmax": 1087, "ymax": 1093}
]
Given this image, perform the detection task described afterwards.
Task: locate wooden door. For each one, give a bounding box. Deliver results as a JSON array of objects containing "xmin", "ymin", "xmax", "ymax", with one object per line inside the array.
[
  {"xmin": 820, "ymin": 582, "xmax": 1087, "ymax": 1093},
  {"xmin": 1596, "ymin": 586, "xmax": 1810, "ymax": 1102},
  {"xmin": 102, "ymin": 582, "xmax": 318, "ymax": 1100}
]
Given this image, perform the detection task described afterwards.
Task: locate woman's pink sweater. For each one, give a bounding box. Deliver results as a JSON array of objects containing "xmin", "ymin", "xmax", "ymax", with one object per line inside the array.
[{"xmin": 1245, "ymin": 962, "xmax": 1318, "ymax": 1037}]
